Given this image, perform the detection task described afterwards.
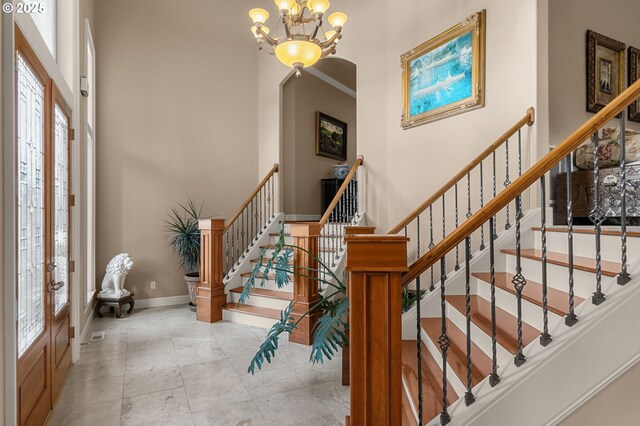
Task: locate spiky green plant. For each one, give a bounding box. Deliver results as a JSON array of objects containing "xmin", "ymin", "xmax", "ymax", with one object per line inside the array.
[
  {"xmin": 246, "ymin": 222, "xmax": 349, "ymax": 374},
  {"xmin": 163, "ymin": 199, "xmax": 203, "ymax": 275},
  {"xmin": 246, "ymin": 222, "xmax": 427, "ymax": 374}
]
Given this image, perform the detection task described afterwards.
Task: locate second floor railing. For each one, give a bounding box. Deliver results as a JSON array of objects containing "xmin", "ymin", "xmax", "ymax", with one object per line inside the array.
[{"xmin": 318, "ymin": 155, "xmax": 365, "ymax": 271}]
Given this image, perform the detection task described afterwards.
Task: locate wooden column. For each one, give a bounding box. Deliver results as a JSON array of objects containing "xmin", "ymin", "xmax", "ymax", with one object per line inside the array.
[
  {"xmin": 345, "ymin": 234, "xmax": 408, "ymax": 426},
  {"xmin": 196, "ymin": 218, "xmax": 227, "ymax": 323},
  {"xmin": 289, "ymin": 222, "xmax": 322, "ymax": 345},
  {"xmin": 342, "ymin": 226, "xmax": 377, "ymax": 387}
]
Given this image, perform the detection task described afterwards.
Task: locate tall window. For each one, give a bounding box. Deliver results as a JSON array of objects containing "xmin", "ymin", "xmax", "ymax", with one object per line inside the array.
[
  {"xmin": 84, "ymin": 20, "xmax": 97, "ymax": 307},
  {"xmin": 17, "ymin": 52, "xmax": 46, "ymax": 357},
  {"xmin": 32, "ymin": 0, "xmax": 57, "ymax": 56}
]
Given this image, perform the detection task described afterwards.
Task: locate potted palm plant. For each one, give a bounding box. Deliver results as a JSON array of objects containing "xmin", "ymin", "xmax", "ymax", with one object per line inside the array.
[{"xmin": 164, "ymin": 199, "xmax": 202, "ymax": 311}]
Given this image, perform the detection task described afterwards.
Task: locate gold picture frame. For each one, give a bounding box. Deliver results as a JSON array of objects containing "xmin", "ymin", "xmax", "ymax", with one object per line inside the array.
[
  {"xmin": 586, "ymin": 30, "xmax": 626, "ymax": 113},
  {"xmin": 401, "ymin": 10, "xmax": 486, "ymax": 129}
]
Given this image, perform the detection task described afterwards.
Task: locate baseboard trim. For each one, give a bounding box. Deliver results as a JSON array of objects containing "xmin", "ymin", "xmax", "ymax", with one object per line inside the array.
[
  {"xmin": 133, "ymin": 295, "xmax": 190, "ymax": 310},
  {"xmin": 547, "ymin": 351, "xmax": 640, "ymax": 425},
  {"xmin": 79, "ymin": 309, "xmax": 95, "ymax": 344}
]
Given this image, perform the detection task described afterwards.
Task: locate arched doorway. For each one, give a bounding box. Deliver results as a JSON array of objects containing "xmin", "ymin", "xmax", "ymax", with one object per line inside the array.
[{"xmin": 281, "ymin": 58, "xmax": 357, "ymax": 219}]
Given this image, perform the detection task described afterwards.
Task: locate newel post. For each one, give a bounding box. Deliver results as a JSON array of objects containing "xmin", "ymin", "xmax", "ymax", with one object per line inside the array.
[
  {"xmin": 345, "ymin": 234, "xmax": 408, "ymax": 426},
  {"xmin": 196, "ymin": 218, "xmax": 227, "ymax": 323},
  {"xmin": 289, "ymin": 222, "xmax": 322, "ymax": 345},
  {"xmin": 342, "ymin": 226, "xmax": 377, "ymax": 387}
]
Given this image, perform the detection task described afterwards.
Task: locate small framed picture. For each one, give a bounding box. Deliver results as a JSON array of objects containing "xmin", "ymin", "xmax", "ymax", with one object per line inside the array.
[
  {"xmin": 629, "ymin": 46, "xmax": 640, "ymax": 123},
  {"xmin": 586, "ymin": 30, "xmax": 626, "ymax": 113},
  {"xmin": 316, "ymin": 112, "xmax": 347, "ymax": 161}
]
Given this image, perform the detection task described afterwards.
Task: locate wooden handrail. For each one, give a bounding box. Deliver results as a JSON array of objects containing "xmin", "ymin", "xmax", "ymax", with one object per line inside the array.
[
  {"xmin": 224, "ymin": 163, "xmax": 279, "ymax": 233},
  {"xmin": 388, "ymin": 108, "xmax": 535, "ymax": 234},
  {"xmin": 318, "ymin": 155, "xmax": 364, "ymax": 227},
  {"xmin": 403, "ymin": 79, "xmax": 640, "ymax": 285}
]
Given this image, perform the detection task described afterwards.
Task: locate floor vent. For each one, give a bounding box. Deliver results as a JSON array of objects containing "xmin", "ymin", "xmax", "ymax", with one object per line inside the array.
[{"xmin": 90, "ymin": 331, "xmax": 106, "ymax": 342}]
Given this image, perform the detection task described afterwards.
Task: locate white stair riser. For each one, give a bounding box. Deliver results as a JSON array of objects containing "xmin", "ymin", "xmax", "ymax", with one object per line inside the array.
[
  {"xmin": 228, "ymin": 292, "xmax": 291, "ymax": 311},
  {"xmin": 270, "ymin": 236, "xmax": 294, "ymax": 245},
  {"xmin": 445, "ymin": 300, "xmax": 512, "ymax": 371},
  {"xmin": 241, "ymin": 277, "xmax": 294, "ymax": 293},
  {"xmin": 420, "ymin": 328, "xmax": 468, "ymax": 398},
  {"xmin": 504, "ymin": 254, "xmax": 617, "ymax": 299},
  {"xmin": 222, "ymin": 309, "xmax": 279, "ymax": 329},
  {"xmin": 533, "ymin": 231, "xmax": 640, "ymax": 263},
  {"xmin": 475, "ymin": 277, "xmax": 564, "ymax": 334}
]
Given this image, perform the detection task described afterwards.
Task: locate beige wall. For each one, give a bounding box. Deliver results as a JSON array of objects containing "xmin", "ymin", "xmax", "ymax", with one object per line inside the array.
[
  {"xmin": 282, "ymin": 71, "xmax": 357, "ymax": 215},
  {"xmin": 561, "ymin": 361, "xmax": 640, "ymax": 426},
  {"xmin": 258, "ymin": 0, "xmax": 541, "ymax": 233},
  {"xmin": 94, "ymin": 0, "xmax": 259, "ymax": 300},
  {"xmin": 549, "ymin": 0, "xmax": 640, "ymax": 145}
]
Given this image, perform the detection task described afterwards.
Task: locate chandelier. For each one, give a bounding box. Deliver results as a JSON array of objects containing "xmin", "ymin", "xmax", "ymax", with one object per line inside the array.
[{"xmin": 249, "ymin": 0, "xmax": 348, "ymax": 76}]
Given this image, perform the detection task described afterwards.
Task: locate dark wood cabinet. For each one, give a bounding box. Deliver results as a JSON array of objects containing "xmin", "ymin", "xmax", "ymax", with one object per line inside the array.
[{"xmin": 321, "ymin": 178, "xmax": 358, "ymax": 222}]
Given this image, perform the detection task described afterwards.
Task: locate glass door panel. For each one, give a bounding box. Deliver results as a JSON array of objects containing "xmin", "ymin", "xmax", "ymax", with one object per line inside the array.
[
  {"xmin": 16, "ymin": 52, "xmax": 46, "ymax": 358},
  {"xmin": 53, "ymin": 104, "xmax": 70, "ymax": 314}
]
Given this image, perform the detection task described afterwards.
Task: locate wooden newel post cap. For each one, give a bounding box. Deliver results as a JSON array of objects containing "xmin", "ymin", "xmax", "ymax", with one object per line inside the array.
[
  {"xmin": 345, "ymin": 235, "xmax": 410, "ymax": 272},
  {"xmin": 289, "ymin": 222, "xmax": 322, "ymax": 238},
  {"xmin": 198, "ymin": 218, "xmax": 225, "ymax": 231}
]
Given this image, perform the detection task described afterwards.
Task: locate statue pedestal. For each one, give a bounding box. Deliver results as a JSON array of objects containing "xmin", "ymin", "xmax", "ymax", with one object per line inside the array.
[{"xmin": 95, "ymin": 293, "xmax": 135, "ymax": 319}]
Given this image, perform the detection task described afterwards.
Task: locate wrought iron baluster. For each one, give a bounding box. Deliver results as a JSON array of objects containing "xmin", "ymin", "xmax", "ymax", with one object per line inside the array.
[
  {"xmin": 589, "ymin": 132, "xmax": 606, "ymax": 305},
  {"xmin": 480, "ymin": 162, "xmax": 486, "ymax": 250},
  {"xmin": 464, "ymin": 237, "xmax": 475, "ymax": 406},
  {"xmin": 415, "ymin": 217, "xmax": 424, "ymax": 425},
  {"xmin": 618, "ymin": 114, "xmax": 631, "ymax": 285},
  {"xmin": 455, "ymin": 183, "xmax": 460, "ymax": 270},
  {"xmin": 273, "ymin": 175, "xmax": 276, "ymax": 218},
  {"xmin": 231, "ymin": 222, "xmax": 236, "ymax": 270},
  {"xmin": 489, "ymin": 217, "xmax": 501, "ymax": 386},
  {"xmin": 540, "ymin": 175, "xmax": 552, "ymax": 346},
  {"xmin": 492, "ymin": 152, "xmax": 498, "ymax": 239},
  {"xmin": 263, "ymin": 187, "xmax": 267, "ymax": 229},
  {"xmin": 269, "ymin": 176, "xmax": 274, "ymax": 219},
  {"xmin": 565, "ymin": 154, "xmax": 578, "ymax": 326},
  {"xmin": 518, "ymin": 129, "xmax": 523, "ymax": 177},
  {"xmin": 429, "ymin": 205, "xmax": 435, "ymax": 291},
  {"xmin": 512, "ymin": 195, "xmax": 527, "ymax": 366},
  {"xmin": 504, "ymin": 139, "xmax": 512, "ymax": 230},
  {"xmin": 439, "ymin": 257, "xmax": 451, "ymax": 425},
  {"xmin": 441, "ymin": 195, "xmax": 447, "ymax": 281},
  {"xmin": 225, "ymin": 230, "xmax": 230, "ymax": 274}
]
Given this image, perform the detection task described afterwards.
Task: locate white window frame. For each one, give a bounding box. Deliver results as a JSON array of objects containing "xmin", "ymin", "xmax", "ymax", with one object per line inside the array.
[{"xmin": 84, "ymin": 18, "xmax": 96, "ymax": 308}]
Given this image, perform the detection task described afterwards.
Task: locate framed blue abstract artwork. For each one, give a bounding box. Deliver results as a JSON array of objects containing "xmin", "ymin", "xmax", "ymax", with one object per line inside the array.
[{"xmin": 401, "ymin": 10, "xmax": 486, "ymax": 129}]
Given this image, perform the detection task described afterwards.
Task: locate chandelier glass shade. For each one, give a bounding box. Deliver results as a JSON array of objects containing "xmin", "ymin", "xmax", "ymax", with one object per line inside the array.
[{"xmin": 249, "ymin": 0, "xmax": 347, "ymax": 75}]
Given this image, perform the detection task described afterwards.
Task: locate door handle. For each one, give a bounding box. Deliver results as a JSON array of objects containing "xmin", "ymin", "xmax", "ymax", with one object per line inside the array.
[{"xmin": 48, "ymin": 280, "xmax": 65, "ymax": 292}]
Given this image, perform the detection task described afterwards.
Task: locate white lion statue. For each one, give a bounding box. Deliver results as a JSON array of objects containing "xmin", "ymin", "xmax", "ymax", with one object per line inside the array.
[{"xmin": 100, "ymin": 253, "xmax": 134, "ymax": 298}]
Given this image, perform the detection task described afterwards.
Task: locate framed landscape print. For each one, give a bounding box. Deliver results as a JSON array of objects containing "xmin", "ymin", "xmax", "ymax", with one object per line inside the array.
[
  {"xmin": 401, "ymin": 10, "xmax": 486, "ymax": 129},
  {"xmin": 316, "ymin": 112, "xmax": 347, "ymax": 161},
  {"xmin": 586, "ymin": 30, "xmax": 626, "ymax": 113},
  {"xmin": 629, "ymin": 46, "xmax": 640, "ymax": 123}
]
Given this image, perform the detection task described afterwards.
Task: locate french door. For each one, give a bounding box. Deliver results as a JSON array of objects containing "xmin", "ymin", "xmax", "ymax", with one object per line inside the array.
[{"xmin": 15, "ymin": 27, "xmax": 73, "ymax": 426}]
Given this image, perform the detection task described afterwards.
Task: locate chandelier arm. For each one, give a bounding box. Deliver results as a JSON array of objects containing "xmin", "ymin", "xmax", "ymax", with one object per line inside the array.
[
  {"xmin": 281, "ymin": 15, "xmax": 292, "ymax": 39},
  {"xmin": 256, "ymin": 26, "xmax": 279, "ymax": 46},
  {"xmin": 320, "ymin": 44, "xmax": 337, "ymax": 58},
  {"xmin": 320, "ymin": 32, "xmax": 341, "ymax": 48},
  {"xmin": 309, "ymin": 18, "xmax": 323, "ymax": 40}
]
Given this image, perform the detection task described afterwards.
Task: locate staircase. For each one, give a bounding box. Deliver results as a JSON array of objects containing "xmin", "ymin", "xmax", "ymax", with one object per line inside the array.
[
  {"xmin": 344, "ymin": 79, "xmax": 640, "ymax": 426},
  {"xmin": 205, "ymin": 157, "xmax": 365, "ymax": 330},
  {"xmin": 400, "ymin": 220, "xmax": 640, "ymax": 425}
]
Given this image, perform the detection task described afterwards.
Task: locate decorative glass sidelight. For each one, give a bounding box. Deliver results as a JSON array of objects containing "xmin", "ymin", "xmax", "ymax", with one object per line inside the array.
[
  {"xmin": 17, "ymin": 53, "xmax": 46, "ymax": 357},
  {"xmin": 54, "ymin": 104, "xmax": 70, "ymax": 314}
]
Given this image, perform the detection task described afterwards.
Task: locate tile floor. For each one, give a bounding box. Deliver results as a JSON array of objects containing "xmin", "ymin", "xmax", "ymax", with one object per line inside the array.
[{"xmin": 47, "ymin": 305, "xmax": 349, "ymax": 426}]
